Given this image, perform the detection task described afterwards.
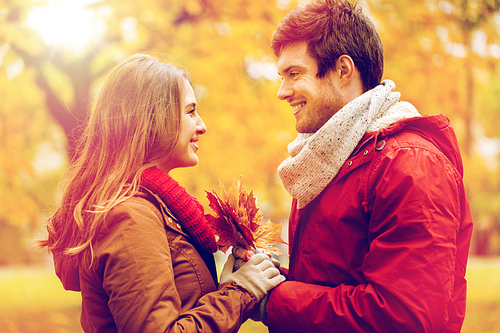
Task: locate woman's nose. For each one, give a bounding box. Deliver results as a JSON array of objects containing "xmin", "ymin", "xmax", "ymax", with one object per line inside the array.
[{"xmin": 196, "ymin": 115, "xmax": 207, "ymax": 135}]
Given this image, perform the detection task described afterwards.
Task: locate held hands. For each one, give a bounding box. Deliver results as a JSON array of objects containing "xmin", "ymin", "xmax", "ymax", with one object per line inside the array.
[
  {"xmin": 220, "ymin": 253, "xmax": 285, "ymax": 302},
  {"xmin": 230, "ymin": 246, "xmax": 284, "ymax": 323},
  {"xmin": 233, "ymin": 246, "xmax": 281, "ymax": 271}
]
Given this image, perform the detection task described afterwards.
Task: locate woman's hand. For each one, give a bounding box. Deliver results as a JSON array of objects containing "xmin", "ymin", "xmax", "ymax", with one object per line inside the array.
[{"xmin": 219, "ymin": 253, "xmax": 285, "ymax": 302}]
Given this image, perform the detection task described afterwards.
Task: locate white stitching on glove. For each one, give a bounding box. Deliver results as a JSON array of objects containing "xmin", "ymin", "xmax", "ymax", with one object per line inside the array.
[{"xmin": 219, "ymin": 253, "xmax": 285, "ymax": 302}]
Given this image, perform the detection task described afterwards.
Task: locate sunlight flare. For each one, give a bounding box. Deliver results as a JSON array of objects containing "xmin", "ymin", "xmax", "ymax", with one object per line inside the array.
[{"xmin": 27, "ymin": 0, "xmax": 110, "ymax": 55}]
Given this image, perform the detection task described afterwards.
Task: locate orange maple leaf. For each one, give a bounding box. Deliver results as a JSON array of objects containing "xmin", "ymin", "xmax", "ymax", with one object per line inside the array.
[{"xmin": 205, "ymin": 178, "xmax": 287, "ymax": 255}]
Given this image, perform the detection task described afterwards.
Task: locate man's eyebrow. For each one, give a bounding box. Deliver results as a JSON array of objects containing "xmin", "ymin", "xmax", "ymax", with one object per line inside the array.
[{"xmin": 278, "ymin": 64, "xmax": 305, "ymax": 76}]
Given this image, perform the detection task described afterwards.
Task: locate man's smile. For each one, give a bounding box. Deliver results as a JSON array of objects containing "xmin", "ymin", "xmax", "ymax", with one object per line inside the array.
[{"xmin": 292, "ymin": 102, "xmax": 306, "ymax": 114}]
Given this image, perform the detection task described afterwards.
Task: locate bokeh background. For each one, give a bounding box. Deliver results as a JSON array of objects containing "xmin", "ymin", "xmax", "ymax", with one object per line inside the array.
[{"xmin": 1, "ymin": 0, "xmax": 499, "ymax": 332}]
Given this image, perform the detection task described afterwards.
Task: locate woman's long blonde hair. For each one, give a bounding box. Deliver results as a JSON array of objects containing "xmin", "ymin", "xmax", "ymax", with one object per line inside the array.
[{"xmin": 40, "ymin": 53, "xmax": 190, "ymax": 257}]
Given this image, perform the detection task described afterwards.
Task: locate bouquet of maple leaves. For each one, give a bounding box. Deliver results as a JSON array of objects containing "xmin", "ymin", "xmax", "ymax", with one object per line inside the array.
[{"xmin": 205, "ymin": 178, "xmax": 287, "ymax": 255}]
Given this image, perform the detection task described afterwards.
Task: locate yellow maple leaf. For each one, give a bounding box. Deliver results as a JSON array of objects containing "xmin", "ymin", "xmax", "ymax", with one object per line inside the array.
[
  {"xmin": 254, "ymin": 219, "xmax": 286, "ymax": 255},
  {"xmin": 206, "ymin": 177, "xmax": 287, "ymax": 255}
]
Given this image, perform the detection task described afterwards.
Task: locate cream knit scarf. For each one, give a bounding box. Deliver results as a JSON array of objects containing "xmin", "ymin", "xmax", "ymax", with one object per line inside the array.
[{"xmin": 277, "ymin": 80, "xmax": 421, "ymax": 209}]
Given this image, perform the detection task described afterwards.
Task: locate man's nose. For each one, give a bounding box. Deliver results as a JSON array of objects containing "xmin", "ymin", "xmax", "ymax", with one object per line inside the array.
[{"xmin": 277, "ymin": 80, "xmax": 293, "ymax": 101}]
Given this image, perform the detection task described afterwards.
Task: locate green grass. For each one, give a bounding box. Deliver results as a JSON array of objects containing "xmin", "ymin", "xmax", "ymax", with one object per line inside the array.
[
  {"xmin": 0, "ymin": 266, "xmax": 83, "ymax": 333},
  {"xmin": 0, "ymin": 257, "xmax": 499, "ymax": 332},
  {"xmin": 0, "ymin": 267, "xmax": 81, "ymax": 311},
  {"xmin": 462, "ymin": 257, "xmax": 500, "ymax": 333}
]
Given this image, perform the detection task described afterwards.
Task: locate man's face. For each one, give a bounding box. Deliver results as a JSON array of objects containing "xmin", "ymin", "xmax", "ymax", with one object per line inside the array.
[{"xmin": 277, "ymin": 41, "xmax": 343, "ymax": 133}]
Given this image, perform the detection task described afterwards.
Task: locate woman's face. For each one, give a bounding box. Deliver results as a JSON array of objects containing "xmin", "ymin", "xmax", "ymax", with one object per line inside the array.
[{"xmin": 162, "ymin": 79, "xmax": 207, "ymax": 172}]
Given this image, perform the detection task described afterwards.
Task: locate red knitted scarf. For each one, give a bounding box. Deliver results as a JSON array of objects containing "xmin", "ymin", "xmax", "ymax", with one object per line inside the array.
[{"xmin": 140, "ymin": 166, "xmax": 218, "ymax": 253}]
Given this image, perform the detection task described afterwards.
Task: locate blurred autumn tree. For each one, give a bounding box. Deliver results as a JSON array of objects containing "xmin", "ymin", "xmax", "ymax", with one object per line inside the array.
[
  {"xmin": 369, "ymin": 0, "xmax": 500, "ymax": 254},
  {"xmin": 0, "ymin": 0, "xmax": 295, "ymax": 264},
  {"xmin": 0, "ymin": 0, "xmax": 499, "ymax": 264}
]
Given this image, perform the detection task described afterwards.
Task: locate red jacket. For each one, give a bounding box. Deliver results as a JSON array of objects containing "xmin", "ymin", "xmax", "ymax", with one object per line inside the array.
[{"xmin": 266, "ymin": 114, "xmax": 473, "ymax": 333}]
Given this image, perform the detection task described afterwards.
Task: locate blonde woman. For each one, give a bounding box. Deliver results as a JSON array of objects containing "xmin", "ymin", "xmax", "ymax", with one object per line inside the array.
[{"xmin": 40, "ymin": 53, "xmax": 284, "ymax": 333}]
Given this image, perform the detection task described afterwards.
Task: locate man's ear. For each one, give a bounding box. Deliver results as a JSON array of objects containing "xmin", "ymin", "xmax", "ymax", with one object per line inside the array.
[{"xmin": 335, "ymin": 55, "xmax": 356, "ymax": 88}]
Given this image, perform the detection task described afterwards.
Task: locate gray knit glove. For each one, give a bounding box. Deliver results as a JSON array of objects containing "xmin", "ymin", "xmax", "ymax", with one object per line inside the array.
[
  {"xmin": 249, "ymin": 292, "xmax": 270, "ymax": 323},
  {"xmin": 219, "ymin": 253, "xmax": 285, "ymax": 302},
  {"xmin": 232, "ymin": 245, "xmax": 281, "ymax": 271}
]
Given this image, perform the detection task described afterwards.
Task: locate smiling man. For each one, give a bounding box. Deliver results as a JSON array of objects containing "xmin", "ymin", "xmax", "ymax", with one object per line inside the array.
[
  {"xmin": 252, "ymin": 0, "xmax": 473, "ymax": 332},
  {"xmin": 277, "ymin": 41, "xmax": 349, "ymax": 134}
]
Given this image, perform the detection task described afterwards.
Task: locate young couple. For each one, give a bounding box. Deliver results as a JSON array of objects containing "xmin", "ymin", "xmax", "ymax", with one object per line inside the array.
[{"xmin": 42, "ymin": 1, "xmax": 472, "ymax": 332}]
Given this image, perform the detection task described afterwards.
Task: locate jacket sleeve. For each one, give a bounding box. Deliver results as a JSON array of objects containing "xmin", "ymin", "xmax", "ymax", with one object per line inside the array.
[
  {"xmin": 266, "ymin": 144, "xmax": 466, "ymax": 332},
  {"xmin": 92, "ymin": 200, "xmax": 256, "ymax": 333}
]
